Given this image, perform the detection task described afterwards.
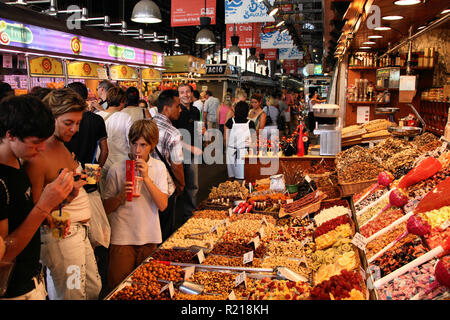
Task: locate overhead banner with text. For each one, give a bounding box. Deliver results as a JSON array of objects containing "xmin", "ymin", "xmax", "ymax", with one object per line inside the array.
[
  {"xmin": 260, "ymin": 30, "xmax": 294, "ymax": 49},
  {"xmin": 256, "ymin": 48, "xmax": 277, "ymax": 60},
  {"xmin": 226, "ymin": 23, "xmax": 261, "ymax": 49},
  {"xmin": 225, "ymin": 0, "xmax": 276, "ymax": 24},
  {"xmin": 171, "ymin": 0, "xmax": 216, "ymax": 26},
  {"xmin": 283, "ymin": 59, "xmax": 298, "ymax": 75},
  {"xmin": 279, "ymin": 47, "xmax": 304, "ymax": 60}
]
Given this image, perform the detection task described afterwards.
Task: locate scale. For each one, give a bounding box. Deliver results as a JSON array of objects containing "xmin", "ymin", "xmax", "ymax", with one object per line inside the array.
[
  {"xmin": 312, "ymin": 104, "xmax": 341, "ymax": 156},
  {"xmin": 388, "ymin": 103, "xmax": 426, "ymax": 138}
]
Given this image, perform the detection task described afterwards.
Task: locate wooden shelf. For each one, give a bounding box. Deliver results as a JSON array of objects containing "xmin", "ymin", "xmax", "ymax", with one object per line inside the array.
[
  {"xmin": 349, "ymin": 66, "xmax": 377, "ymax": 70},
  {"xmin": 347, "ymin": 101, "xmax": 388, "ymax": 105}
]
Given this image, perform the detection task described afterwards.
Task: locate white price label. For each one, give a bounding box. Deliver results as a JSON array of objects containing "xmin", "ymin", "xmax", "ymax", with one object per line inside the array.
[
  {"xmin": 248, "ymin": 236, "xmax": 260, "ymax": 250},
  {"xmin": 441, "ymin": 219, "xmax": 450, "ymax": 230},
  {"xmin": 159, "ymin": 281, "xmax": 175, "ymax": 298},
  {"xmin": 210, "ymin": 224, "xmax": 218, "ymax": 234},
  {"xmin": 359, "ymin": 266, "xmax": 366, "ymax": 280},
  {"xmin": 286, "ymin": 199, "xmax": 293, "ymax": 204},
  {"xmin": 258, "ymin": 226, "xmax": 265, "ymax": 238},
  {"xmin": 261, "ymin": 217, "xmax": 269, "ymax": 226},
  {"xmin": 234, "ymin": 271, "xmax": 247, "ymax": 288},
  {"xmin": 352, "ymin": 233, "xmax": 368, "ymax": 251},
  {"xmin": 183, "ymin": 266, "xmax": 195, "ymax": 281},
  {"xmin": 305, "ymin": 175, "xmax": 312, "ymax": 183},
  {"xmin": 368, "ymin": 265, "xmax": 381, "ymax": 282},
  {"xmin": 196, "ymin": 249, "xmax": 205, "ymax": 264},
  {"xmin": 243, "ymin": 251, "xmax": 254, "ymax": 265},
  {"xmin": 227, "ymin": 290, "xmax": 237, "ymax": 300},
  {"xmin": 228, "ymin": 208, "xmax": 233, "ymax": 217}
]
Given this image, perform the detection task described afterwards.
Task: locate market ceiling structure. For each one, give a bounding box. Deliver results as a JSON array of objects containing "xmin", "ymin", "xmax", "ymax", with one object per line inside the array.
[{"xmin": 1, "ymin": 0, "xmax": 340, "ymax": 68}]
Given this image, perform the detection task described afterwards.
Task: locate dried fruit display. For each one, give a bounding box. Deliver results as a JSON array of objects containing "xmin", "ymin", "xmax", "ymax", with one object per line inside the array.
[
  {"xmin": 370, "ymin": 137, "xmax": 412, "ymax": 163},
  {"xmin": 267, "ymin": 240, "xmax": 315, "ymax": 258},
  {"xmin": 419, "ymin": 206, "xmax": 450, "ymax": 229},
  {"xmin": 411, "ymin": 132, "xmax": 439, "ymax": 148},
  {"xmin": 315, "ymin": 215, "xmax": 351, "ymax": 237},
  {"xmin": 203, "ymin": 255, "xmax": 262, "ymax": 268},
  {"xmin": 355, "ymin": 188, "xmax": 388, "ymax": 213},
  {"xmin": 261, "ymin": 256, "xmax": 311, "ymax": 278},
  {"xmin": 360, "ymin": 208, "xmax": 404, "ymax": 238},
  {"xmin": 310, "ymin": 238, "xmax": 356, "ymax": 271},
  {"xmin": 314, "ymin": 224, "xmax": 354, "ymax": 250},
  {"xmin": 384, "ymin": 148, "xmax": 421, "ymax": 173},
  {"xmin": 370, "ymin": 239, "xmax": 429, "ymax": 278},
  {"xmin": 314, "ymin": 206, "xmax": 350, "ymax": 227},
  {"xmin": 313, "ymin": 250, "xmax": 359, "ymax": 285},
  {"xmin": 151, "ymin": 249, "xmax": 198, "ymax": 264},
  {"xmin": 208, "ymin": 180, "xmax": 249, "ymax": 202},
  {"xmin": 336, "ymin": 146, "xmax": 379, "ymax": 171},
  {"xmin": 310, "ymin": 270, "xmax": 365, "ymax": 300},
  {"xmin": 245, "ymin": 279, "xmax": 310, "ymax": 300},
  {"xmin": 274, "ymin": 226, "xmax": 314, "ymax": 242},
  {"xmin": 192, "ymin": 210, "xmax": 229, "ymax": 220},
  {"xmin": 339, "ymin": 161, "xmax": 384, "ymax": 183},
  {"xmin": 357, "ymin": 196, "xmax": 389, "ymax": 227},
  {"xmin": 276, "ymin": 216, "xmax": 314, "ymax": 227}
]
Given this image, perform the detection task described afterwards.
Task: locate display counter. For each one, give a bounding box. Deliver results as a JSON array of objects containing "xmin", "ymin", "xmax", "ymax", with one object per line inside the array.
[{"xmin": 244, "ymin": 155, "xmax": 335, "ymax": 182}]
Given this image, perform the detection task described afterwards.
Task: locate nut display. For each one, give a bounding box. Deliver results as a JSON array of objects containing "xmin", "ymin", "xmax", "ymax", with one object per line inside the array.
[
  {"xmin": 208, "ymin": 181, "xmax": 249, "ymax": 202},
  {"xmin": 261, "ymin": 256, "xmax": 311, "ymax": 279},
  {"xmin": 203, "ymin": 255, "xmax": 262, "ymax": 268},
  {"xmin": 245, "ymin": 279, "xmax": 310, "ymax": 300}
]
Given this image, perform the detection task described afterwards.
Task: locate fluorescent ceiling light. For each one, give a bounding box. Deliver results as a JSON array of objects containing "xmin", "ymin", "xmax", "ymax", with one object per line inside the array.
[
  {"xmin": 269, "ymin": 7, "xmax": 279, "ymax": 16},
  {"xmin": 382, "ymin": 15, "xmax": 404, "ymax": 21},
  {"xmin": 368, "ymin": 35, "xmax": 383, "ymax": 39},
  {"xmin": 374, "ymin": 26, "xmax": 392, "ymax": 31},
  {"xmin": 363, "ymin": 41, "xmax": 376, "ymax": 45},
  {"xmin": 394, "ymin": 0, "xmax": 421, "ymax": 5},
  {"xmin": 360, "ymin": 46, "xmax": 371, "ymax": 49},
  {"xmin": 441, "ymin": 9, "xmax": 450, "ymax": 14}
]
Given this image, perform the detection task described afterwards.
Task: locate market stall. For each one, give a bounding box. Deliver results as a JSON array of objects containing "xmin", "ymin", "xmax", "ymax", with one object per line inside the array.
[
  {"xmin": 110, "ymin": 64, "xmax": 139, "ymax": 89},
  {"xmin": 141, "ymin": 67, "xmax": 162, "ymax": 98},
  {"xmin": 162, "ymin": 55, "xmax": 206, "ymax": 91},
  {"xmin": 333, "ymin": 0, "xmax": 449, "ymax": 145},
  {"xmin": 107, "ymin": 131, "xmax": 449, "ymax": 300},
  {"xmin": 66, "ymin": 61, "xmax": 109, "ymax": 98}
]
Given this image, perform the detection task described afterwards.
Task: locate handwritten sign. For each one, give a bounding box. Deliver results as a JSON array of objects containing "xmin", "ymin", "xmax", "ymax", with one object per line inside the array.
[
  {"xmin": 234, "ymin": 271, "xmax": 247, "ymax": 288},
  {"xmin": 243, "ymin": 251, "xmax": 254, "ymax": 265},
  {"xmin": 352, "ymin": 233, "xmax": 368, "ymax": 251}
]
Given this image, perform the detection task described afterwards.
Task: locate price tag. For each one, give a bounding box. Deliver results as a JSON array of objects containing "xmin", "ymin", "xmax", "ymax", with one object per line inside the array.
[
  {"xmin": 228, "ymin": 208, "xmax": 233, "ymax": 217},
  {"xmin": 441, "ymin": 219, "xmax": 450, "ymax": 230},
  {"xmin": 227, "ymin": 290, "xmax": 237, "ymax": 300},
  {"xmin": 234, "ymin": 271, "xmax": 247, "ymax": 288},
  {"xmin": 368, "ymin": 265, "xmax": 381, "ymax": 282},
  {"xmin": 183, "ymin": 266, "xmax": 195, "ymax": 281},
  {"xmin": 261, "ymin": 217, "xmax": 269, "ymax": 226},
  {"xmin": 258, "ymin": 226, "xmax": 265, "ymax": 238},
  {"xmin": 243, "ymin": 251, "xmax": 254, "ymax": 265},
  {"xmin": 305, "ymin": 175, "xmax": 312, "ymax": 183},
  {"xmin": 159, "ymin": 281, "xmax": 175, "ymax": 298},
  {"xmin": 359, "ymin": 266, "xmax": 366, "ymax": 280},
  {"xmin": 248, "ymin": 236, "xmax": 260, "ymax": 250},
  {"xmin": 286, "ymin": 199, "xmax": 293, "ymax": 204},
  {"xmin": 352, "ymin": 233, "xmax": 368, "ymax": 251},
  {"xmin": 196, "ymin": 249, "xmax": 205, "ymax": 264},
  {"xmin": 210, "ymin": 224, "xmax": 218, "ymax": 234},
  {"xmin": 297, "ymin": 256, "xmax": 308, "ymax": 268}
]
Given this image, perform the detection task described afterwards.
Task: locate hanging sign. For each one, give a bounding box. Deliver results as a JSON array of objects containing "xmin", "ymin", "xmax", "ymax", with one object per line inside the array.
[
  {"xmin": 279, "ymin": 47, "xmax": 304, "ymax": 60},
  {"xmin": 142, "ymin": 68, "xmax": 162, "ymax": 81},
  {"xmin": 67, "ymin": 61, "xmax": 107, "ymax": 79},
  {"xmin": 283, "ymin": 59, "xmax": 298, "ymax": 75},
  {"xmin": 260, "ymin": 30, "xmax": 294, "ymax": 49},
  {"xmin": 225, "ymin": 0, "xmax": 276, "ymax": 24},
  {"xmin": 171, "ymin": 0, "xmax": 216, "ymax": 26},
  {"xmin": 110, "ymin": 65, "xmax": 138, "ymax": 81},
  {"xmin": 29, "ymin": 56, "xmax": 64, "ymax": 77},
  {"xmin": 0, "ymin": 18, "xmax": 164, "ymax": 67},
  {"xmin": 226, "ymin": 23, "xmax": 261, "ymax": 49},
  {"xmin": 255, "ymin": 48, "xmax": 277, "ymax": 60}
]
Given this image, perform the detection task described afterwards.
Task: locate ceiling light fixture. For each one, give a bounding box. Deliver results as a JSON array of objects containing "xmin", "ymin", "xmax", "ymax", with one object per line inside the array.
[
  {"xmin": 276, "ymin": 20, "xmax": 285, "ymax": 28},
  {"xmin": 374, "ymin": 26, "xmax": 392, "ymax": 31},
  {"xmin": 394, "ymin": 0, "xmax": 421, "ymax": 5},
  {"xmin": 131, "ymin": 0, "xmax": 162, "ymax": 23},
  {"xmin": 363, "ymin": 41, "xmax": 376, "ymax": 45},
  {"xmin": 441, "ymin": 9, "xmax": 450, "ymax": 14},
  {"xmin": 382, "ymin": 15, "xmax": 404, "ymax": 21},
  {"xmin": 360, "ymin": 46, "xmax": 371, "ymax": 49},
  {"xmin": 269, "ymin": 7, "xmax": 279, "ymax": 16},
  {"xmin": 368, "ymin": 35, "xmax": 383, "ymax": 39},
  {"xmin": 195, "ymin": 0, "xmax": 216, "ymax": 44},
  {"xmin": 247, "ymin": 48, "xmax": 258, "ymax": 64},
  {"xmin": 257, "ymin": 53, "xmax": 267, "ymax": 67}
]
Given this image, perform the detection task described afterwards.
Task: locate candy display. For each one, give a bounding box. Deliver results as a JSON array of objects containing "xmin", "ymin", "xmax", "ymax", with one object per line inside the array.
[
  {"xmin": 370, "ymin": 239, "xmax": 429, "ymax": 278},
  {"xmin": 377, "ymin": 258, "xmax": 449, "ymax": 300},
  {"xmin": 108, "ymin": 133, "xmax": 450, "ymax": 301}
]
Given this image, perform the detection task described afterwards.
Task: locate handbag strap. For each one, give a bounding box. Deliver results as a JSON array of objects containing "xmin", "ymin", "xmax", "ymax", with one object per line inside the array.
[{"xmin": 154, "ymin": 146, "xmax": 179, "ymax": 185}]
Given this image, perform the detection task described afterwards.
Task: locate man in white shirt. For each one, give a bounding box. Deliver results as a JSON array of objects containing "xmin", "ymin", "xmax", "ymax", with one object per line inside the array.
[
  {"xmin": 192, "ymin": 90, "xmax": 203, "ymax": 114},
  {"xmin": 203, "ymin": 90, "xmax": 220, "ymax": 142}
]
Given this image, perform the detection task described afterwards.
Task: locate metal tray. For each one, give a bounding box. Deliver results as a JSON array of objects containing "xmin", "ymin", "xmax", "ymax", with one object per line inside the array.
[
  {"xmin": 375, "ymin": 107, "xmax": 400, "ymax": 115},
  {"xmin": 388, "ymin": 126, "xmax": 422, "ymax": 137}
]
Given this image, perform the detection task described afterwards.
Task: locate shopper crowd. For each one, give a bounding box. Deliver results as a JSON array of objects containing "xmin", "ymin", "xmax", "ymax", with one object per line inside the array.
[{"xmin": 0, "ymin": 80, "xmax": 310, "ymax": 300}]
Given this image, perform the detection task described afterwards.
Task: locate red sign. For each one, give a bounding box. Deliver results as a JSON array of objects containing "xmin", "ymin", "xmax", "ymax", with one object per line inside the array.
[
  {"xmin": 256, "ymin": 49, "xmax": 277, "ymax": 61},
  {"xmin": 283, "ymin": 59, "xmax": 298, "ymax": 75},
  {"xmin": 171, "ymin": 0, "xmax": 216, "ymax": 27},
  {"xmin": 226, "ymin": 23, "xmax": 261, "ymax": 49}
]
